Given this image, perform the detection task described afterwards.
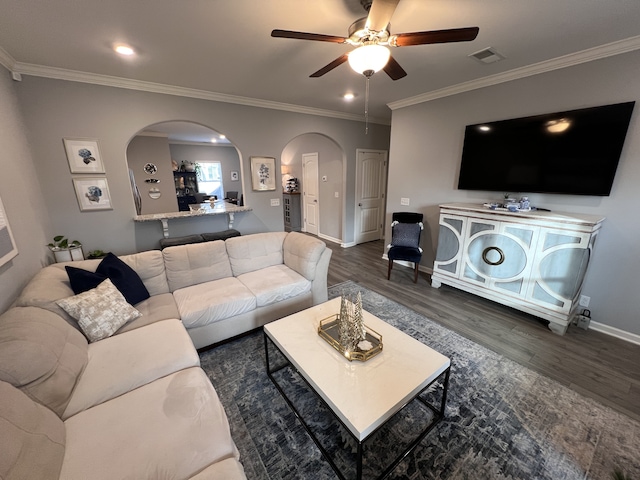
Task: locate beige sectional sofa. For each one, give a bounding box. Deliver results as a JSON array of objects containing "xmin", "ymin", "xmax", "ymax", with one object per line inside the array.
[{"xmin": 0, "ymin": 231, "xmax": 331, "ymax": 480}]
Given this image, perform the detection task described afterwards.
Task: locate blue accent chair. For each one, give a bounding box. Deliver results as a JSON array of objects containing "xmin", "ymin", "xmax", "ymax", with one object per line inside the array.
[{"xmin": 387, "ymin": 212, "xmax": 424, "ymax": 283}]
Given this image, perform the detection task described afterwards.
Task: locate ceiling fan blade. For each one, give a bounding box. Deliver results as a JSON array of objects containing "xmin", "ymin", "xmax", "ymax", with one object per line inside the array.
[
  {"xmin": 310, "ymin": 54, "xmax": 349, "ymax": 77},
  {"xmin": 393, "ymin": 27, "xmax": 479, "ymax": 47},
  {"xmin": 366, "ymin": 0, "xmax": 400, "ymax": 32},
  {"xmin": 271, "ymin": 29, "xmax": 347, "ymax": 44},
  {"xmin": 383, "ymin": 55, "xmax": 407, "ymax": 80}
]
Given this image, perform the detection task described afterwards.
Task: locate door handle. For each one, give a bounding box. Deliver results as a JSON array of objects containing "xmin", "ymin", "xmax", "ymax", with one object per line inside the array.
[
  {"xmin": 314, "ymin": 199, "xmax": 318, "ymax": 203},
  {"xmin": 358, "ymin": 203, "xmax": 362, "ymax": 206}
]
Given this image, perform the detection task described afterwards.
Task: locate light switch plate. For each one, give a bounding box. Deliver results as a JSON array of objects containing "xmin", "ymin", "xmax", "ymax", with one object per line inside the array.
[
  {"xmin": 270, "ymin": 198, "xmax": 280, "ymax": 207},
  {"xmin": 401, "ymin": 198, "xmax": 410, "ymax": 206}
]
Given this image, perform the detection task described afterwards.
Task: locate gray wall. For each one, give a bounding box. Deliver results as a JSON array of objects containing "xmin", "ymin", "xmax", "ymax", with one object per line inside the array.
[
  {"xmin": 387, "ymin": 50, "xmax": 640, "ymax": 336},
  {"xmin": 127, "ymin": 135, "xmax": 177, "ymax": 214},
  {"xmin": 14, "ymin": 76, "xmax": 390, "ymax": 256},
  {"xmin": 0, "ymin": 70, "xmax": 52, "ymax": 311},
  {"xmin": 282, "ymin": 134, "xmax": 344, "ymax": 242}
]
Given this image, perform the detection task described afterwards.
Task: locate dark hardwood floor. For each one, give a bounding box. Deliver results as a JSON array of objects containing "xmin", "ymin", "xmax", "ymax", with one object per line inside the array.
[{"xmin": 325, "ymin": 238, "xmax": 640, "ymax": 422}]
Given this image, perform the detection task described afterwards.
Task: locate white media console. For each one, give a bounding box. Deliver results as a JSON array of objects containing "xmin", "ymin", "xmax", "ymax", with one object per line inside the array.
[{"xmin": 431, "ymin": 203, "xmax": 605, "ymax": 334}]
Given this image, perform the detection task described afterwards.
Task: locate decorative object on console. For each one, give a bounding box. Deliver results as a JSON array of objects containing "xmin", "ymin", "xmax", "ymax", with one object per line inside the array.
[
  {"xmin": 63, "ymin": 138, "xmax": 105, "ymax": 174},
  {"xmin": 47, "ymin": 235, "xmax": 83, "ymax": 263},
  {"xmin": 250, "ymin": 156, "xmax": 276, "ymax": 191},
  {"xmin": 72, "ymin": 177, "xmax": 113, "ymax": 211},
  {"xmin": 0, "ymin": 196, "xmax": 18, "ymax": 268},
  {"xmin": 285, "ymin": 177, "xmax": 299, "ymax": 193}
]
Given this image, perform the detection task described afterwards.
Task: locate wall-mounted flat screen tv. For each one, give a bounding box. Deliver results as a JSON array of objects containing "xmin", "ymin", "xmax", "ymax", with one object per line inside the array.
[{"xmin": 457, "ymin": 101, "xmax": 635, "ymax": 196}]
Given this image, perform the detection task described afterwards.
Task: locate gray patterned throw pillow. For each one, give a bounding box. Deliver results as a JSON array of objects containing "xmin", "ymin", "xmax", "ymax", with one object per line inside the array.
[{"xmin": 56, "ymin": 279, "xmax": 142, "ymax": 342}]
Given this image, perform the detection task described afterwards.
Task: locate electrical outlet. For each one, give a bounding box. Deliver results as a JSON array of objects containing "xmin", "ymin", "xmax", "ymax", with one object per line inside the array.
[
  {"xmin": 400, "ymin": 198, "xmax": 410, "ymax": 206},
  {"xmin": 334, "ymin": 192, "xmax": 339, "ymax": 198},
  {"xmin": 579, "ymin": 295, "xmax": 590, "ymax": 307},
  {"xmin": 270, "ymin": 198, "xmax": 280, "ymax": 207}
]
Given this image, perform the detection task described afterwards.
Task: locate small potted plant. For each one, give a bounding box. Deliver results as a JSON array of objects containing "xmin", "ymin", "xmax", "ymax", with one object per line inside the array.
[
  {"xmin": 87, "ymin": 249, "xmax": 107, "ymax": 259},
  {"xmin": 47, "ymin": 235, "xmax": 84, "ymax": 263}
]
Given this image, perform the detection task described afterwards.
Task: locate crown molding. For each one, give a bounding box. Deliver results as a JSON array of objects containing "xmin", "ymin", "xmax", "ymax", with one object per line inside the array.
[
  {"xmin": 388, "ymin": 35, "xmax": 640, "ymax": 110},
  {"xmin": 12, "ymin": 62, "xmax": 391, "ymax": 126},
  {"xmin": 0, "ymin": 47, "xmax": 16, "ymax": 72}
]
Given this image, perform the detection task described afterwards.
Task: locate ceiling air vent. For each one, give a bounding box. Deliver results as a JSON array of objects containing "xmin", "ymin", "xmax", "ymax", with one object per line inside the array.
[{"xmin": 469, "ymin": 47, "xmax": 505, "ymax": 64}]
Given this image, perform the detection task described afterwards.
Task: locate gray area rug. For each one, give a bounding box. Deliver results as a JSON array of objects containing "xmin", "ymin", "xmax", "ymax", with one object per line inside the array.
[{"xmin": 199, "ymin": 281, "xmax": 640, "ymax": 479}]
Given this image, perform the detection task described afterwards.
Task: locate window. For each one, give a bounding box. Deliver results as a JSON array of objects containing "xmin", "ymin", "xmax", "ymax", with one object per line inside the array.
[{"xmin": 197, "ymin": 162, "xmax": 224, "ymax": 200}]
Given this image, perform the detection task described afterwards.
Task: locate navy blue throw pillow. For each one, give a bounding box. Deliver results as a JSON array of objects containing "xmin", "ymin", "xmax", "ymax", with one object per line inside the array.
[
  {"xmin": 65, "ymin": 266, "xmax": 107, "ymax": 294},
  {"xmin": 65, "ymin": 253, "xmax": 150, "ymax": 306},
  {"xmin": 95, "ymin": 253, "xmax": 150, "ymax": 306}
]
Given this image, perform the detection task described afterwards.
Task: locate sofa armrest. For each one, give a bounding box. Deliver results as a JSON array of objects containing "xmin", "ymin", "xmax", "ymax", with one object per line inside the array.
[
  {"xmin": 282, "ymin": 232, "xmax": 327, "ymax": 281},
  {"xmin": 309, "ymin": 247, "xmax": 332, "ymax": 305}
]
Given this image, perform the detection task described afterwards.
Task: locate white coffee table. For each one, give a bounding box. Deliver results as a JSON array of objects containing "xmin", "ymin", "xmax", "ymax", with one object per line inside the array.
[{"xmin": 263, "ymin": 297, "xmax": 451, "ymax": 480}]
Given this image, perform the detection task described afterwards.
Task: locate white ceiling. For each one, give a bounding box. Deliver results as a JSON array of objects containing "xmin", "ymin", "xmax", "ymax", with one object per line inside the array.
[{"xmin": 1, "ymin": 0, "xmax": 640, "ymax": 123}]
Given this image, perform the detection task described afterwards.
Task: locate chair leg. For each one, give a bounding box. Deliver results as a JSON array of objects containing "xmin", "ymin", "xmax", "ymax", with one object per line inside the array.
[
  {"xmin": 387, "ymin": 259, "xmax": 393, "ymax": 280},
  {"xmin": 413, "ymin": 262, "xmax": 419, "ymax": 283}
]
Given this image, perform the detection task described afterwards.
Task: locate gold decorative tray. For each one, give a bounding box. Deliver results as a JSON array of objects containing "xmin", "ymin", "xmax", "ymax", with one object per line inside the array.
[{"xmin": 318, "ymin": 314, "xmax": 383, "ymax": 362}]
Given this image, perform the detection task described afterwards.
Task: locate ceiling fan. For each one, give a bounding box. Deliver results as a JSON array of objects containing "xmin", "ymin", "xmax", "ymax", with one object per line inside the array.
[{"xmin": 271, "ymin": 0, "xmax": 479, "ymax": 80}]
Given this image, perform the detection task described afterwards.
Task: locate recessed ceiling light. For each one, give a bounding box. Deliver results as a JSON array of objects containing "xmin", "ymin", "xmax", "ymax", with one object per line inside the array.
[
  {"xmin": 343, "ymin": 93, "xmax": 355, "ymax": 101},
  {"xmin": 210, "ymin": 138, "xmax": 218, "ymax": 143},
  {"xmin": 219, "ymin": 134, "xmax": 226, "ymax": 140},
  {"xmin": 114, "ymin": 44, "xmax": 135, "ymax": 56}
]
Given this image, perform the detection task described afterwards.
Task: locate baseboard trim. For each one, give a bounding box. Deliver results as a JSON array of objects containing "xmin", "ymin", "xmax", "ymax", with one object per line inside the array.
[
  {"xmin": 589, "ymin": 321, "xmax": 640, "ymax": 346},
  {"xmin": 317, "ymin": 233, "xmax": 342, "ymax": 246}
]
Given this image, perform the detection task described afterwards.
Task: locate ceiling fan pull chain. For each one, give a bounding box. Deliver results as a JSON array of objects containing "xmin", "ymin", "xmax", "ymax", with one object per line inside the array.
[{"xmin": 365, "ymin": 74, "xmax": 370, "ymax": 134}]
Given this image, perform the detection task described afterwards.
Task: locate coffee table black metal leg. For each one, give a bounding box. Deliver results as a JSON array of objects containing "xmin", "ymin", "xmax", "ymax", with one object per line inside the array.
[{"xmin": 264, "ymin": 330, "xmax": 451, "ymax": 480}]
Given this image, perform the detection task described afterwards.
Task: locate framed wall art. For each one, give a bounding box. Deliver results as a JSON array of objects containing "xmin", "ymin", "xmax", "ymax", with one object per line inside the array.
[
  {"xmin": 231, "ymin": 171, "xmax": 239, "ymax": 181},
  {"xmin": 64, "ymin": 138, "xmax": 105, "ymax": 173},
  {"xmin": 73, "ymin": 177, "xmax": 113, "ymax": 211},
  {"xmin": 250, "ymin": 156, "xmax": 276, "ymax": 191},
  {"xmin": 0, "ymin": 196, "xmax": 18, "ymax": 267}
]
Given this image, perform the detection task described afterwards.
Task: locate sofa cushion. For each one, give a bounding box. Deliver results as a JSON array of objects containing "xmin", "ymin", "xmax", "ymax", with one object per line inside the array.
[
  {"xmin": 62, "ymin": 319, "xmax": 199, "ymax": 419},
  {"xmin": 115, "ymin": 292, "xmax": 180, "ymax": 334},
  {"xmin": 163, "ymin": 240, "xmax": 233, "ymax": 291},
  {"xmin": 0, "ymin": 381, "xmax": 65, "ymax": 480},
  {"xmin": 189, "ymin": 458, "xmax": 247, "ymax": 479},
  {"xmin": 0, "ymin": 306, "xmax": 88, "ymax": 417},
  {"xmin": 14, "ymin": 265, "xmax": 80, "ymax": 324},
  {"xmin": 283, "ymin": 232, "xmax": 327, "ymax": 281},
  {"xmin": 118, "ymin": 249, "xmax": 171, "ymax": 296},
  {"xmin": 237, "ymin": 264, "xmax": 311, "ymax": 307},
  {"xmin": 56, "ymin": 279, "xmax": 142, "ymax": 342},
  {"xmin": 225, "ymin": 232, "xmax": 288, "ymax": 276},
  {"xmin": 173, "ymin": 277, "xmax": 256, "ymax": 329},
  {"xmin": 60, "ymin": 368, "xmax": 240, "ymax": 480}
]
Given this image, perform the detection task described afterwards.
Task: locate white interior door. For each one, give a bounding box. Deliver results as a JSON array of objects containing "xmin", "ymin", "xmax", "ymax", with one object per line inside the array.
[
  {"xmin": 355, "ymin": 149, "xmax": 387, "ymax": 244},
  {"xmin": 302, "ymin": 152, "xmax": 319, "ymax": 235}
]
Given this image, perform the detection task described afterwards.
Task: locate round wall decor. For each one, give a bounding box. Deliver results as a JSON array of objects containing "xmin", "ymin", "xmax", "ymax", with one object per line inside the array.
[{"xmin": 144, "ymin": 163, "xmax": 158, "ymax": 175}]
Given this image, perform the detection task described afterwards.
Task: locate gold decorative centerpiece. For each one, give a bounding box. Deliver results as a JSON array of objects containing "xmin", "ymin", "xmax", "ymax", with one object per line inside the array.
[{"xmin": 318, "ymin": 293, "xmax": 382, "ymax": 362}]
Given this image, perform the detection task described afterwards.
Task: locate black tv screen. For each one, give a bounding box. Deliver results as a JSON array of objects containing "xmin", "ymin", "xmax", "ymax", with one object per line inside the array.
[{"xmin": 457, "ymin": 101, "xmax": 635, "ymax": 196}]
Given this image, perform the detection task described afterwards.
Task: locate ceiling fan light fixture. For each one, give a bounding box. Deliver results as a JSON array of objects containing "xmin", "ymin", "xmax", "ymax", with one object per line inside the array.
[{"xmin": 348, "ymin": 44, "xmax": 390, "ymax": 76}]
